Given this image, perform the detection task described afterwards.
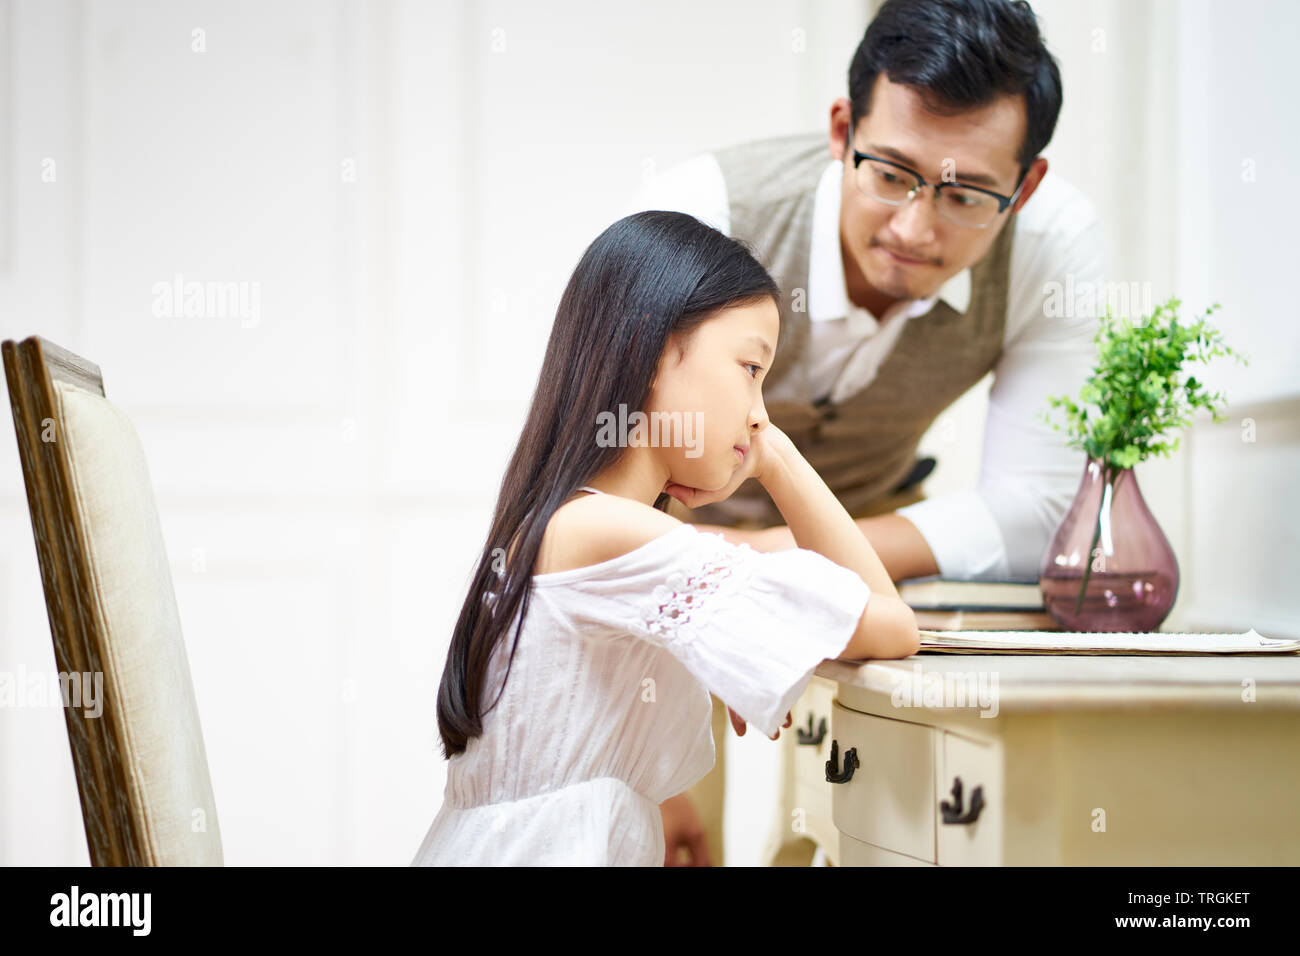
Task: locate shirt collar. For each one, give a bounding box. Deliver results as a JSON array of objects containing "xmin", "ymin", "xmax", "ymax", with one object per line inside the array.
[{"xmin": 807, "ymin": 159, "xmax": 972, "ymax": 321}]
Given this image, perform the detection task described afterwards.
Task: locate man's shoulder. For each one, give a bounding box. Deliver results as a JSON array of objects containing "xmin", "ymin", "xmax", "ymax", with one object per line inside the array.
[
  {"xmin": 623, "ymin": 150, "xmax": 730, "ymax": 230},
  {"xmin": 655, "ymin": 131, "xmax": 829, "ymax": 185},
  {"xmin": 712, "ymin": 131, "xmax": 832, "ymax": 198},
  {"xmin": 711, "ymin": 130, "xmax": 827, "ymax": 163},
  {"xmin": 1000, "ymin": 169, "xmax": 1106, "ymax": 346},
  {"xmin": 626, "ymin": 131, "xmax": 831, "ymax": 228},
  {"xmin": 1013, "ymin": 168, "xmax": 1101, "ymax": 241}
]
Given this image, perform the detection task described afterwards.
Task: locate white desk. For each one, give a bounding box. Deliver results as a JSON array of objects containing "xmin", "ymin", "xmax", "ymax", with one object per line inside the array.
[{"xmin": 779, "ymin": 654, "xmax": 1300, "ymax": 865}]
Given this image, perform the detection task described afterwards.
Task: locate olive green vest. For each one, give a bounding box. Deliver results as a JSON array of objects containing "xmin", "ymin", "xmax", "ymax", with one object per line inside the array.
[{"xmin": 686, "ymin": 132, "xmax": 1015, "ymax": 528}]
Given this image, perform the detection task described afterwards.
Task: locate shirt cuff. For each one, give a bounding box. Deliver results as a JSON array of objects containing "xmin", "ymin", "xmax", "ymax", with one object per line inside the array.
[{"xmin": 896, "ymin": 489, "xmax": 1013, "ymax": 581}]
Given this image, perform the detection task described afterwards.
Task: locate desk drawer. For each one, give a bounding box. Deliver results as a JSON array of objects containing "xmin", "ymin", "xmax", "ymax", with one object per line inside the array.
[
  {"xmin": 792, "ymin": 678, "xmax": 836, "ymax": 791},
  {"xmin": 935, "ymin": 731, "xmax": 1002, "ymax": 866},
  {"xmin": 829, "ymin": 701, "xmax": 937, "ymax": 862}
]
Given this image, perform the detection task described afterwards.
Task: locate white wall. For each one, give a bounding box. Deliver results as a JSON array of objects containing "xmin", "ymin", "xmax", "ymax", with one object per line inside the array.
[
  {"xmin": 1, "ymin": 0, "xmax": 1295, "ymax": 867},
  {"xmin": 1171, "ymin": 0, "xmax": 1300, "ymax": 634}
]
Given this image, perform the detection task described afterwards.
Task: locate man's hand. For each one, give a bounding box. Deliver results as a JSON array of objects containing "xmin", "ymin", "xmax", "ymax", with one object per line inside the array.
[{"xmin": 659, "ymin": 793, "xmax": 711, "ymax": 866}]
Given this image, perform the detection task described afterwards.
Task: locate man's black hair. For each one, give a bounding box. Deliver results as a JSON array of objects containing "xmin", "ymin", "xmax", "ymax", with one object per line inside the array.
[{"xmin": 848, "ymin": 0, "xmax": 1062, "ymax": 170}]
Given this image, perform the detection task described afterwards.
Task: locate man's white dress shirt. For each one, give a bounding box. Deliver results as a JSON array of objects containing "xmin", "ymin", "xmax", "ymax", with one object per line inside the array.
[{"xmin": 621, "ymin": 150, "xmax": 1105, "ymax": 580}]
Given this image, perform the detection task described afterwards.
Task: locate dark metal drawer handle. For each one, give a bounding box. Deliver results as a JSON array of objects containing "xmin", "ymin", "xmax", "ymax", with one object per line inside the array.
[
  {"xmin": 796, "ymin": 713, "xmax": 826, "ymax": 746},
  {"xmin": 825, "ymin": 739, "xmax": 858, "ymax": 783},
  {"xmin": 940, "ymin": 776, "xmax": 985, "ymax": 824}
]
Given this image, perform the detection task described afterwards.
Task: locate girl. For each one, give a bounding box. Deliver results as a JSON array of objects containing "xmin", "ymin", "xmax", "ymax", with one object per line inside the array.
[{"xmin": 412, "ymin": 211, "xmax": 919, "ymax": 866}]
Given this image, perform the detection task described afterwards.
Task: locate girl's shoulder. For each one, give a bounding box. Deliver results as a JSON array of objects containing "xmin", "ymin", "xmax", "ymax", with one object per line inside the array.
[{"xmin": 535, "ymin": 493, "xmax": 687, "ymax": 578}]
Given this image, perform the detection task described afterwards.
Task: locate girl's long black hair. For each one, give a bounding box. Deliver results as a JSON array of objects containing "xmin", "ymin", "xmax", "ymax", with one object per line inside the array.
[{"xmin": 436, "ymin": 210, "xmax": 780, "ymax": 758}]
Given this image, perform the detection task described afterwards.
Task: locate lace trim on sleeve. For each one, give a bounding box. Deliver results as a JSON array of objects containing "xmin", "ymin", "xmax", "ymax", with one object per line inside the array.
[{"xmin": 636, "ymin": 534, "xmax": 757, "ymax": 646}]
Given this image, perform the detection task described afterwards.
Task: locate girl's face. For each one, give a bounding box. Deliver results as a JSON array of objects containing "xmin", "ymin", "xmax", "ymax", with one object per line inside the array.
[{"xmin": 644, "ymin": 297, "xmax": 778, "ymax": 492}]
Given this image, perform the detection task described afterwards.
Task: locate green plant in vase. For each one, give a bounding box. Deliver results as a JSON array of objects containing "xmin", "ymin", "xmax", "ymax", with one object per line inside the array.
[{"xmin": 1039, "ymin": 296, "xmax": 1247, "ymax": 629}]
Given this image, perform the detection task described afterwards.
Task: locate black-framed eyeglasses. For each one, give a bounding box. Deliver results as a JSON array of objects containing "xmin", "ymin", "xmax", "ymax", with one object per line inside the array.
[{"xmin": 851, "ymin": 149, "xmax": 1028, "ymax": 229}]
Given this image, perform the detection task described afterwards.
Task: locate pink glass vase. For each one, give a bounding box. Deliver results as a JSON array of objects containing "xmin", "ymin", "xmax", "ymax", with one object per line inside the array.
[{"xmin": 1038, "ymin": 457, "xmax": 1179, "ymax": 632}]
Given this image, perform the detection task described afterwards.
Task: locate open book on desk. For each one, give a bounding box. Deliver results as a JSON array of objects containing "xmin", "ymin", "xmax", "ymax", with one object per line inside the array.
[{"xmin": 917, "ymin": 627, "xmax": 1300, "ymax": 655}]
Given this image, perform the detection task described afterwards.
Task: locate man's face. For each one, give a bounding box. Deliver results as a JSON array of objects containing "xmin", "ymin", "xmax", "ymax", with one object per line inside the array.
[{"xmin": 832, "ymin": 73, "xmax": 1044, "ymax": 303}]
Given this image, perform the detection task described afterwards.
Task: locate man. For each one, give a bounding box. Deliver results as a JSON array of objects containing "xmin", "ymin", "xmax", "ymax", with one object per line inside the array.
[{"xmin": 622, "ymin": 0, "xmax": 1105, "ymax": 865}]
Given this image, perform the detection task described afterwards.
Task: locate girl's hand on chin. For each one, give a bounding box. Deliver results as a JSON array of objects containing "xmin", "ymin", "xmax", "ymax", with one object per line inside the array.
[{"xmin": 662, "ymin": 429, "xmax": 769, "ymax": 509}]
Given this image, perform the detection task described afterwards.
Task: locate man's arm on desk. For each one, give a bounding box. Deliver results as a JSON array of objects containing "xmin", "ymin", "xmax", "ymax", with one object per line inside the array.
[{"xmin": 713, "ymin": 513, "xmax": 939, "ymax": 583}]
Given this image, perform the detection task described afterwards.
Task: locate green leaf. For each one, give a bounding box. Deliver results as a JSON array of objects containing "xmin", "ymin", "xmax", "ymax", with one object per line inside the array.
[{"xmin": 1040, "ymin": 295, "xmax": 1247, "ymax": 468}]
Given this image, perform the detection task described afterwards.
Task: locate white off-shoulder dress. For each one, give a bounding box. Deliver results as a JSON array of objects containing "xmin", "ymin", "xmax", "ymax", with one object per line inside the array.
[{"xmin": 410, "ymin": 487, "xmax": 871, "ymax": 866}]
